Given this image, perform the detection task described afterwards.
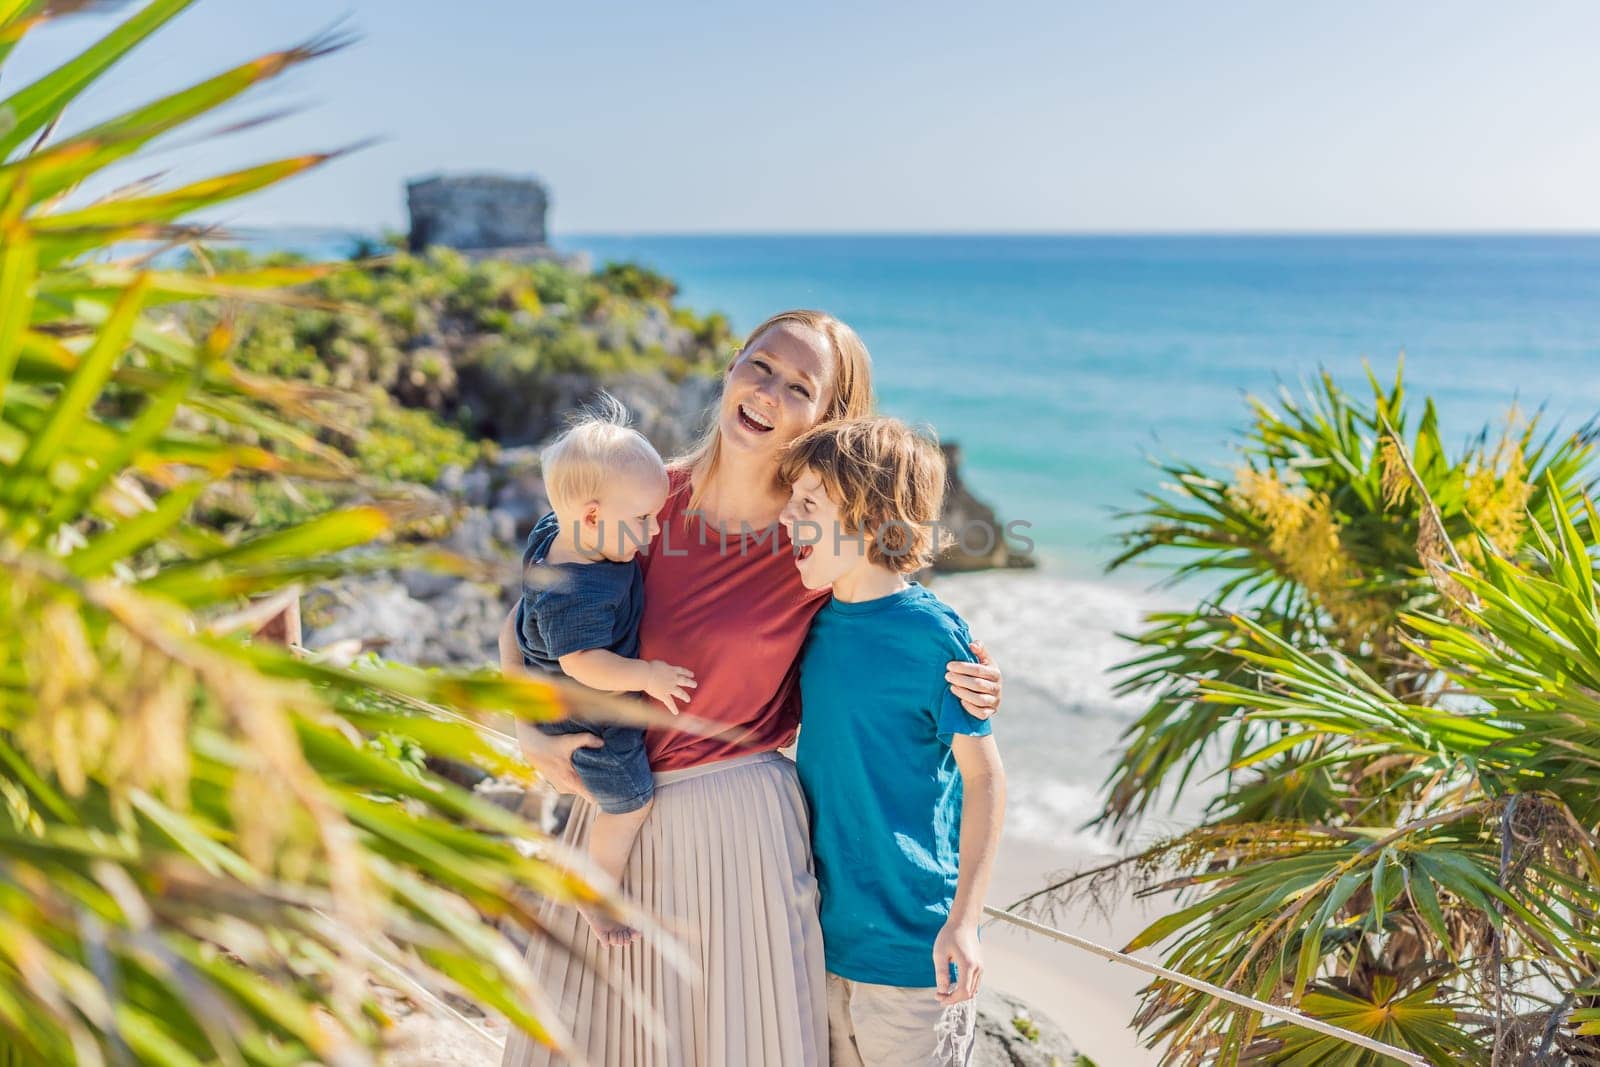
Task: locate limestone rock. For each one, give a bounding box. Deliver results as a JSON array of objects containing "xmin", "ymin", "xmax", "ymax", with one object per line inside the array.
[
  {"xmin": 444, "ymin": 508, "xmax": 506, "ymax": 563},
  {"xmin": 482, "ymin": 445, "xmax": 547, "ymax": 537},
  {"xmin": 407, "ymin": 174, "xmax": 549, "ymax": 253},
  {"xmin": 973, "ymin": 987, "xmax": 1083, "ymax": 1067},
  {"xmin": 436, "ymin": 463, "xmax": 493, "ymax": 508},
  {"xmin": 304, "ymin": 578, "xmax": 436, "ymax": 664},
  {"xmin": 303, "ymin": 573, "xmax": 505, "ymax": 669},
  {"xmin": 936, "ymin": 442, "xmax": 1036, "ymax": 572}
]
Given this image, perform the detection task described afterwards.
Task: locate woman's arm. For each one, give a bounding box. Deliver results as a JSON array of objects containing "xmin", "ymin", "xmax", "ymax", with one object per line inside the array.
[
  {"xmin": 945, "ymin": 640, "xmax": 1002, "ymax": 719},
  {"xmin": 498, "ymin": 603, "xmax": 527, "ymax": 674},
  {"xmin": 499, "ymin": 606, "xmax": 601, "ymax": 799},
  {"xmin": 933, "ymin": 732, "xmax": 1006, "ymax": 1003}
]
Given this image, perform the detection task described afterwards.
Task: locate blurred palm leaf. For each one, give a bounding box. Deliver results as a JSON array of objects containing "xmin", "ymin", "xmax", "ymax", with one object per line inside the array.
[{"xmin": 0, "ymin": 4, "xmax": 627, "ymax": 1062}]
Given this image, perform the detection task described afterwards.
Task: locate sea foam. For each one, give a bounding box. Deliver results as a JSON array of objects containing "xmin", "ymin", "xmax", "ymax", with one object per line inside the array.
[{"xmin": 930, "ymin": 569, "xmax": 1186, "ymax": 854}]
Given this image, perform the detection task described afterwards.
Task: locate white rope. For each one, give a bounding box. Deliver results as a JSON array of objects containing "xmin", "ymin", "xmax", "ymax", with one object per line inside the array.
[
  {"xmin": 982, "ymin": 906, "xmax": 1429, "ymax": 1066},
  {"xmin": 312, "ymin": 908, "xmax": 505, "ymax": 1055},
  {"xmin": 350, "ymin": 657, "xmax": 1425, "ymax": 1063}
]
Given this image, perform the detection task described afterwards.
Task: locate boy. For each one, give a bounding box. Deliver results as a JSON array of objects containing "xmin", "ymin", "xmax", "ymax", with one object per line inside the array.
[
  {"xmin": 778, "ymin": 417, "xmax": 1006, "ymax": 1067},
  {"xmin": 502, "ymin": 397, "xmax": 696, "ymax": 946}
]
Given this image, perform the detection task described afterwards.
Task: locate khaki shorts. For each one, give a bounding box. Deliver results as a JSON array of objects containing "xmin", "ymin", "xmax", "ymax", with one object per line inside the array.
[{"xmin": 826, "ymin": 972, "xmax": 977, "ymax": 1066}]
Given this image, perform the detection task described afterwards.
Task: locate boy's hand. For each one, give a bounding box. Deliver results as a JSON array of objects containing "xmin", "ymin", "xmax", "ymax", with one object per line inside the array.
[
  {"xmin": 932, "ymin": 919, "xmax": 983, "ymax": 1004},
  {"xmin": 643, "ymin": 660, "xmax": 696, "ymax": 715}
]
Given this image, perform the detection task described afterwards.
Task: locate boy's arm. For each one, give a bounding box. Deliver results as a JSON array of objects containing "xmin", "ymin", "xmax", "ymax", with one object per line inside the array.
[
  {"xmin": 557, "ymin": 648, "xmax": 696, "ymax": 715},
  {"xmin": 933, "ymin": 732, "xmax": 1006, "ymax": 1004}
]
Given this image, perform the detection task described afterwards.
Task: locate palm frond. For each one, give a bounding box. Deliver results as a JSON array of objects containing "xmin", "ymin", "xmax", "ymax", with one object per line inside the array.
[{"xmin": 0, "ymin": 5, "xmax": 624, "ymax": 1061}]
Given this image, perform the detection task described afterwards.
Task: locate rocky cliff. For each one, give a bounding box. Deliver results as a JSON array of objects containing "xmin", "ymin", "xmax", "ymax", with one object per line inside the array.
[
  {"xmin": 305, "ymin": 373, "xmax": 1032, "ymax": 669},
  {"xmin": 199, "ymin": 243, "xmax": 1031, "ymax": 665}
]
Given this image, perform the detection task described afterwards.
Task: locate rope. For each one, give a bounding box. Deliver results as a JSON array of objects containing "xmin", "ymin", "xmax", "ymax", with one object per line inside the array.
[
  {"xmin": 982, "ymin": 906, "xmax": 1429, "ymax": 1066},
  {"xmin": 330, "ymin": 648, "xmax": 1426, "ymax": 1063},
  {"xmin": 312, "ymin": 908, "xmax": 506, "ymax": 1055},
  {"xmin": 352, "ymin": 897, "xmax": 1429, "ymax": 1064}
]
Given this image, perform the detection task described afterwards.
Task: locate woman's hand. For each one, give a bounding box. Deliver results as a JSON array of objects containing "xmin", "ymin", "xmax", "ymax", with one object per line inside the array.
[
  {"xmin": 946, "ymin": 640, "xmax": 1002, "ymax": 720},
  {"xmin": 516, "ymin": 724, "xmax": 602, "ymax": 801}
]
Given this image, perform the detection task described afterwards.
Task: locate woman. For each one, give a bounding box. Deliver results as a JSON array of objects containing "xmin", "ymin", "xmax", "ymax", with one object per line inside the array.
[{"xmin": 501, "ymin": 310, "xmax": 1003, "ymax": 1066}]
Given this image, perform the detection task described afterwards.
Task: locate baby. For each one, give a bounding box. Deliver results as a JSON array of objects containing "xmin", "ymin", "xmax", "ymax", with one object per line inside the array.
[{"xmin": 505, "ymin": 397, "xmax": 695, "ymax": 945}]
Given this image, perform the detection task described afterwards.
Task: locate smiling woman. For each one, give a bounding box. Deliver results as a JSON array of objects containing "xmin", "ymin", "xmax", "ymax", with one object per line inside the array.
[
  {"xmin": 682, "ymin": 309, "xmax": 874, "ymax": 510},
  {"xmin": 504, "ymin": 309, "xmax": 1005, "ymax": 1067}
]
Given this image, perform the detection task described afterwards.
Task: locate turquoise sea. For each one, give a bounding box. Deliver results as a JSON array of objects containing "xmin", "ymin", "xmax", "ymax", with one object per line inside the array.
[
  {"xmin": 264, "ymin": 230, "xmax": 1600, "ymax": 847},
  {"xmin": 565, "ymin": 234, "xmax": 1600, "ymax": 576},
  {"xmin": 561, "ymin": 234, "xmax": 1600, "ymax": 846}
]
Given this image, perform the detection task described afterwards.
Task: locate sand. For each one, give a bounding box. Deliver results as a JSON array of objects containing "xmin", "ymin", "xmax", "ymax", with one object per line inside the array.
[
  {"xmin": 983, "ymin": 838, "xmax": 1165, "ymax": 1065},
  {"xmin": 381, "ymin": 839, "xmax": 1165, "ymax": 1066}
]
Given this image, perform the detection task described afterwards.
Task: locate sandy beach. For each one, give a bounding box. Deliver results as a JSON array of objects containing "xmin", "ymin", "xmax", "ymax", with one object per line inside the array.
[
  {"xmin": 985, "ymin": 838, "xmax": 1163, "ymax": 1065},
  {"xmin": 381, "ymin": 835, "xmax": 1163, "ymax": 1066}
]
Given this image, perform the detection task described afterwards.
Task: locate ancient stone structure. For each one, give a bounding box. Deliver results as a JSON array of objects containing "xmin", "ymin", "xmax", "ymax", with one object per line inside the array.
[{"xmin": 406, "ymin": 174, "xmax": 550, "ymax": 254}]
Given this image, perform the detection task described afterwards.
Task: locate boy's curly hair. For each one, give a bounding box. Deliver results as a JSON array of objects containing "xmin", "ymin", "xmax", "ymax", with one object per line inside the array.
[{"xmin": 779, "ymin": 416, "xmax": 950, "ymax": 573}]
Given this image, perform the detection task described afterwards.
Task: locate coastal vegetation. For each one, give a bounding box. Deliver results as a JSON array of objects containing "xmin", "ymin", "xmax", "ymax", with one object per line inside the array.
[
  {"xmin": 0, "ymin": 3, "xmax": 634, "ymax": 1062},
  {"xmin": 178, "ymin": 244, "xmax": 733, "ymax": 532},
  {"xmin": 8, "ymin": 3, "xmax": 1593, "ymax": 1066},
  {"xmin": 1086, "ymin": 368, "xmax": 1600, "ymax": 1063}
]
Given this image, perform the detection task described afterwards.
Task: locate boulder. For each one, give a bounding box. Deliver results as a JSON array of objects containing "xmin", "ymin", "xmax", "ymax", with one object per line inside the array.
[
  {"xmin": 973, "ymin": 987, "xmax": 1083, "ymax": 1066},
  {"xmin": 303, "ymin": 578, "xmax": 435, "ymax": 664},
  {"xmin": 437, "ymin": 463, "xmax": 493, "ymax": 508},
  {"xmin": 303, "ymin": 572, "xmax": 505, "ymax": 669},
  {"xmin": 444, "ymin": 508, "xmax": 508, "ymax": 563},
  {"xmin": 428, "ymin": 582, "xmax": 508, "ymax": 665},
  {"xmin": 483, "ymin": 446, "xmax": 547, "ymax": 537},
  {"xmin": 936, "ymin": 442, "xmax": 1035, "ymax": 573}
]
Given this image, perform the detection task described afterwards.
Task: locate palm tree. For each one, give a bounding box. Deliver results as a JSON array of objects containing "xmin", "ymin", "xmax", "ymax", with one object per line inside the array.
[
  {"xmin": 1066, "ymin": 368, "xmax": 1600, "ymax": 1063},
  {"xmin": 1100, "ymin": 367, "xmax": 1595, "ymax": 836},
  {"xmin": 0, "ymin": 3, "xmax": 631, "ymax": 1061}
]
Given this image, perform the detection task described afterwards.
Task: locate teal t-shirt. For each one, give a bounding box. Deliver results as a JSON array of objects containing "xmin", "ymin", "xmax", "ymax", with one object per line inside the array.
[{"xmin": 794, "ymin": 582, "xmax": 993, "ymax": 988}]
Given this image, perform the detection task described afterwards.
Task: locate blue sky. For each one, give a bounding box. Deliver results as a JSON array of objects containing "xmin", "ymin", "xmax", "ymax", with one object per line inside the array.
[{"xmin": 13, "ymin": 1, "xmax": 1600, "ymax": 233}]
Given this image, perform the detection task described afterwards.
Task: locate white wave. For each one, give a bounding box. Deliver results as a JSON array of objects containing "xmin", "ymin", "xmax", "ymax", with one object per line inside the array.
[{"xmin": 929, "ymin": 569, "xmax": 1185, "ymax": 849}]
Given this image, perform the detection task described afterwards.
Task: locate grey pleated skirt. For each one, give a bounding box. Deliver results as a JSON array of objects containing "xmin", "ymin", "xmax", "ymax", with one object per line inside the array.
[{"xmin": 500, "ymin": 750, "xmax": 828, "ymax": 1067}]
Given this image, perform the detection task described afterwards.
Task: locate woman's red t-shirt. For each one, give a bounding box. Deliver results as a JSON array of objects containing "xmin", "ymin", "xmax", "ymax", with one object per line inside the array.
[{"xmin": 638, "ymin": 469, "xmax": 829, "ymax": 770}]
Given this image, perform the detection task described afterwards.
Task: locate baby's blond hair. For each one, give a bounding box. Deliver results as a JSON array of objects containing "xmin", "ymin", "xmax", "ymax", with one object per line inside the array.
[{"xmin": 542, "ymin": 394, "xmax": 665, "ymax": 518}]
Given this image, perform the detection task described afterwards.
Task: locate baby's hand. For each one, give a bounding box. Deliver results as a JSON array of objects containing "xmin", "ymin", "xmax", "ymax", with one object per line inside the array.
[{"xmin": 643, "ymin": 660, "xmax": 696, "ymax": 715}]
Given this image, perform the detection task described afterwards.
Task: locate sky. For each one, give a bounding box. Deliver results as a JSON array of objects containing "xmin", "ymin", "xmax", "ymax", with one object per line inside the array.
[{"xmin": 10, "ymin": 0, "xmax": 1600, "ymax": 234}]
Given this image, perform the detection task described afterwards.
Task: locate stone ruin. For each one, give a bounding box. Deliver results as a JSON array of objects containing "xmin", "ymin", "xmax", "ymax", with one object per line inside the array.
[{"xmin": 405, "ymin": 174, "xmax": 551, "ymax": 256}]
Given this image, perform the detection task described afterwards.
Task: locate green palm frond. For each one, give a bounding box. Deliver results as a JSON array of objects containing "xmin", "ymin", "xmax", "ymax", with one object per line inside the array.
[
  {"xmin": 1251, "ymin": 976, "xmax": 1472, "ymax": 1066},
  {"xmin": 0, "ymin": 4, "xmax": 626, "ymax": 1062},
  {"xmin": 1097, "ymin": 370, "xmax": 1600, "ymax": 1063},
  {"xmin": 1101, "ymin": 367, "xmax": 1596, "ymax": 834}
]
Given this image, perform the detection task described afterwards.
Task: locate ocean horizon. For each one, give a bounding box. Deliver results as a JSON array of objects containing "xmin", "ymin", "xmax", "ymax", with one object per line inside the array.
[
  {"xmin": 241, "ymin": 229, "xmax": 1600, "ymax": 566},
  {"xmin": 240, "ymin": 227, "xmax": 1600, "ymax": 848}
]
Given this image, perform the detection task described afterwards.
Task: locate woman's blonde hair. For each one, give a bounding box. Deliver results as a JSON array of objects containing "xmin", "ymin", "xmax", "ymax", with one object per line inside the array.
[
  {"xmin": 677, "ymin": 309, "xmax": 874, "ymax": 508},
  {"xmin": 542, "ymin": 393, "xmax": 665, "ymax": 517},
  {"xmin": 778, "ymin": 416, "xmax": 951, "ymax": 574}
]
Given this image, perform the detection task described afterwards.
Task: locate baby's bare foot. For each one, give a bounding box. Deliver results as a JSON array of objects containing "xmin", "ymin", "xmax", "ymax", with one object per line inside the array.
[{"xmin": 579, "ymin": 904, "xmax": 639, "ymax": 947}]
